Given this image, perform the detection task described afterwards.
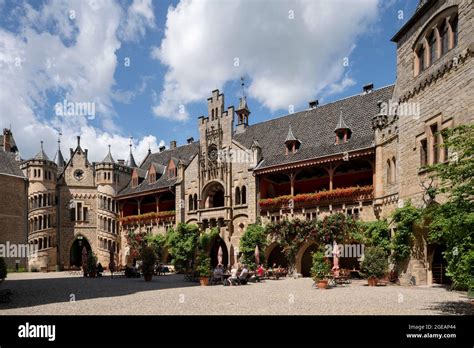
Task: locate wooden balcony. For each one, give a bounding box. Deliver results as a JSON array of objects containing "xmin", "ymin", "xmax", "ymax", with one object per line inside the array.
[
  {"xmin": 119, "ymin": 210, "xmax": 176, "ymax": 226},
  {"xmin": 259, "ymin": 186, "xmax": 373, "ymax": 212}
]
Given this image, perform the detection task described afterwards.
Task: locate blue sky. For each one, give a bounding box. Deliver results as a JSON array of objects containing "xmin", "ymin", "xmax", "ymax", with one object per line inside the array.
[{"xmin": 0, "ymin": 0, "xmax": 418, "ymax": 163}]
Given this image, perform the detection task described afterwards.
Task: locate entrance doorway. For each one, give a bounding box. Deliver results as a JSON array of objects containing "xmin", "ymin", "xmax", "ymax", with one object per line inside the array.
[
  {"xmin": 301, "ymin": 244, "xmax": 318, "ymax": 277},
  {"xmin": 210, "ymin": 237, "xmax": 228, "ymax": 268},
  {"xmin": 431, "ymin": 244, "xmax": 450, "ymax": 284},
  {"xmin": 70, "ymin": 236, "xmax": 91, "ymax": 267},
  {"xmin": 267, "ymin": 244, "xmax": 288, "ymax": 268}
]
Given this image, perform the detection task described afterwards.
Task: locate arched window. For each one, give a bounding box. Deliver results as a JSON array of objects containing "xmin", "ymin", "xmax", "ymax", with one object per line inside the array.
[
  {"xmin": 440, "ymin": 21, "xmax": 449, "ymax": 55},
  {"xmin": 428, "ymin": 30, "xmax": 437, "ymax": 65},
  {"xmin": 391, "ymin": 157, "xmax": 397, "ymax": 184},
  {"xmin": 241, "ymin": 186, "xmax": 247, "ymax": 205},
  {"xmin": 386, "ymin": 160, "xmax": 392, "ymax": 185},
  {"xmin": 235, "ymin": 187, "xmax": 241, "ymax": 205},
  {"xmin": 189, "ymin": 195, "xmax": 193, "ymax": 211},
  {"xmin": 451, "ymin": 16, "xmax": 458, "ymax": 48},
  {"xmin": 193, "ymin": 194, "xmax": 198, "ymax": 211},
  {"xmin": 211, "ymin": 109, "xmax": 214, "ymax": 120}
]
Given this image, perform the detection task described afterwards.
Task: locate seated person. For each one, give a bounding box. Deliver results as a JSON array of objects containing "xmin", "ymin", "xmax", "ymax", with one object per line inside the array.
[
  {"xmin": 96, "ymin": 263, "xmax": 104, "ymax": 277},
  {"xmin": 228, "ymin": 266, "xmax": 239, "ymax": 286},
  {"xmin": 239, "ymin": 265, "xmax": 249, "ymax": 284},
  {"xmin": 256, "ymin": 264, "xmax": 265, "ymax": 281},
  {"xmin": 212, "ymin": 264, "xmax": 224, "ymax": 283}
]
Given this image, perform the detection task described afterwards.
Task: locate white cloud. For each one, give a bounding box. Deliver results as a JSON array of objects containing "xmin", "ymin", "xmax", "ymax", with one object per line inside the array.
[
  {"xmin": 0, "ymin": 0, "xmax": 160, "ymax": 162},
  {"xmin": 119, "ymin": 0, "xmax": 155, "ymax": 42},
  {"xmin": 152, "ymin": 0, "xmax": 379, "ymax": 120}
]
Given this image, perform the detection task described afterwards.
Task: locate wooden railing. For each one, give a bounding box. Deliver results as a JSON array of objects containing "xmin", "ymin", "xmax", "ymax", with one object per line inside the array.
[
  {"xmin": 259, "ymin": 186, "xmax": 373, "ymax": 211},
  {"xmin": 119, "ymin": 211, "xmax": 176, "ymax": 226}
]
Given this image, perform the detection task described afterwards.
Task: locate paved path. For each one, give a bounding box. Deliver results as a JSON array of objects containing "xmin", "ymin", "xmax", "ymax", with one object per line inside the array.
[{"xmin": 0, "ymin": 272, "xmax": 472, "ymax": 315}]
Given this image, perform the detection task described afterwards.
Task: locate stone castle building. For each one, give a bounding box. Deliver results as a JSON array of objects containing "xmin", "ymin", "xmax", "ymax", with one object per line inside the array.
[{"xmin": 1, "ymin": 0, "xmax": 472, "ymax": 284}]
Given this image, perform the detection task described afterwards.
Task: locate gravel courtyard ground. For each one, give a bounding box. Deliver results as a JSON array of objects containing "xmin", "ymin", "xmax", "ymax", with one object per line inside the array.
[{"xmin": 0, "ymin": 272, "xmax": 472, "ymax": 315}]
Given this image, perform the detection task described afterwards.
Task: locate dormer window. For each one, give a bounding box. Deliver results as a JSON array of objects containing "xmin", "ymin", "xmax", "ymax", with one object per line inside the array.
[
  {"xmin": 284, "ymin": 125, "xmax": 301, "ymax": 155},
  {"xmin": 334, "ymin": 108, "xmax": 352, "ymax": 144}
]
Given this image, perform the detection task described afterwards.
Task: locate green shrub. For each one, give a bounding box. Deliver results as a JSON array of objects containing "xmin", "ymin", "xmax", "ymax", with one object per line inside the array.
[
  {"xmin": 361, "ymin": 246, "xmax": 388, "ymax": 279},
  {"xmin": 140, "ymin": 245, "xmax": 157, "ymax": 276},
  {"xmin": 310, "ymin": 251, "xmax": 331, "ymax": 281},
  {"xmin": 239, "ymin": 224, "xmax": 267, "ymax": 270},
  {"xmin": 87, "ymin": 253, "xmax": 97, "ymax": 274},
  {"xmin": 195, "ymin": 253, "xmax": 212, "ymax": 277}
]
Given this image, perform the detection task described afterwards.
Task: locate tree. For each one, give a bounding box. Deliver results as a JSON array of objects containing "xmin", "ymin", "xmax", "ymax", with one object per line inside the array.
[
  {"xmin": 166, "ymin": 223, "xmax": 199, "ymax": 272},
  {"xmin": 355, "ymin": 220, "xmax": 391, "ymax": 255},
  {"xmin": 239, "ymin": 224, "xmax": 267, "ymax": 270},
  {"xmin": 390, "ymin": 201, "xmax": 423, "ymax": 262},
  {"xmin": 145, "ymin": 234, "xmax": 166, "ymax": 262},
  {"xmin": 424, "ymin": 125, "xmax": 474, "ymax": 290}
]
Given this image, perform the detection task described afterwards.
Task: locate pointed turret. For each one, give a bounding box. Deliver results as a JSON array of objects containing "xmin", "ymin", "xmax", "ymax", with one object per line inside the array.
[
  {"xmin": 127, "ymin": 138, "xmax": 137, "ymax": 168},
  {"xmin": 53, "ymin": 133, "xmax": 65, "ymax": 168},
  {"xmin": 34, "ymin": 141, "xmax": 49, "ymax": 161},
  {"xmin": 102, "ymin": 145, "xmax": 115, "ymax": 164}
]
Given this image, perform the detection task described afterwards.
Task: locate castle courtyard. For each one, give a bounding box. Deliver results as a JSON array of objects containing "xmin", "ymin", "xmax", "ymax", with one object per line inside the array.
[{"xmin": 1, "ymin": 272, "xmax": 471, "ymax": 316}]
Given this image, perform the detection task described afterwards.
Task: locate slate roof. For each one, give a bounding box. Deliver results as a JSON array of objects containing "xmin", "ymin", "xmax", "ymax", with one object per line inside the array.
[
  {"xmin": 117, "ymin": 141, "xmax": 199, "ymax": 197},
  {"xmin": 234, "ymin": 85, "xmax": 394, "ymax": 171},
  {"xmin": 34, "ymin": 143, "xmax": 50, "ymax": 161},
  {"xmin": 101, "ymin": 146, "xmax": 115, "ymax": 163},
  {"xmin": 0, "ymin": 151, "xmax": 24, "ymax": 177},
  {"xmin": 0, "ymin": 134, "xmax": 19, "ymax": 153}
]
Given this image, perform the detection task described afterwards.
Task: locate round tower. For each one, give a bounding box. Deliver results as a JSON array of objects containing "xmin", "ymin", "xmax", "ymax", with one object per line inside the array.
[{"xmin": 21, "ymin": 141, "xmax": 58, "ymax": 271}]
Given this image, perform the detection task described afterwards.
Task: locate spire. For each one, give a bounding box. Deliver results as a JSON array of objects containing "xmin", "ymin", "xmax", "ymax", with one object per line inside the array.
[
  {"xmin": 285, "ymin": 124, "xmax": 298, "ymax": 142},
  {"xmin": 53, "ymin": 132, "xmax": 65, "ymax": 167},
  {"xmin": 335, "ymin": 107, "xmax": 350, "ymax": 131},
  {"xmin": 127, "ymin": 137, "xmax": 137, "ymax": 168},
  {"xmin": 102, "ymin": 144, "xmax": 115, "ymax": 163},
  {"xmin": 237, "ymin": 76, "xmax": 250, "ymax": 113},
  {"xmin": 34, "ymin": 140, "xmax": 49, "ymax": 160}
]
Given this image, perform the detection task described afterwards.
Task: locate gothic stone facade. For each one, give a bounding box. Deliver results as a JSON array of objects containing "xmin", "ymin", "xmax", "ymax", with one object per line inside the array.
[{"xmin": 5, "ymin": 0, "xmax": 472, "ymax": 283}]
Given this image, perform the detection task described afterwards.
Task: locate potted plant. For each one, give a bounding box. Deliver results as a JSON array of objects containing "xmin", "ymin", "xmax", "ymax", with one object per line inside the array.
[
  {"xmin": 87, "ymin": 253, "xmax": 98, "ymax": 278},
  {"xmin": 360, "ymin": 246, "xmax": 388, "ymax": 286},
  {"xmin": 311, "ymin": 251, "xmax": 331, "ymax": 289},
  {"xmin": 196, "ymin": 254, "xmax": 212, "ymax": 286},
  {"xmin": 140, "ymin": 246, "xmax": 157, "ymax": 282},
  {"xmin": 0, "ymin": 257, "xmax": 7, "ymax": 286}
]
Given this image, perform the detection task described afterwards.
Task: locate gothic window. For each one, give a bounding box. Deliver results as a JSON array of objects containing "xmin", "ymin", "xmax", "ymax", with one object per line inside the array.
[
  {"xmin": 451, "ymin": 16, "xmax": 458, "ymax": 48},
  {"xmin": 235, "ymin": 187, "xmax": 241, "ymax": 205},
  {"xmin": 193, "ymin": 194, "xmax": 198, "ymax": 210},
  {"xmin": 386, "ymin": 160, "xmax": 391, "ymax": 185},
  {"xmin": 440, "ymin": 21, "xmax": 449, "ymax": 55},
  {"xmin": 189, "ymin": 195, "xmax": 193, "ymax": 211},
  {"xmin": 391, "ymin": 157, "xmax": 397, "ymax": 184},
  {"xmin": 420, "ymin": 139, "xmax": 428, "ymax": 167},
  {"xmin": 428, "ymin": 31, "xmax": 437, "ymax": 65},
  {"xmin": 430, "ymin": 124, "xmax": 439, "ymax": 164},
  {"xmin": 241, "ymin": 186, "xmax": 247, "ymax": 205}
]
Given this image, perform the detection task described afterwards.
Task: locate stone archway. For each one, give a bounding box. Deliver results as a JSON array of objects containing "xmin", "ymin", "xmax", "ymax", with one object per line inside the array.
[
  {"xmin": 210, "ymin": 236, "xmax": 229, "ymax": 268},
  {"xmin": 266, "ymin": 243, "xmax": 288, "ymax": 268},
  {"xmin": 69, "ymin": 236, "xmax": 92, "ymax": 268},
  {"xmin": 202, "ymin": 181, "xmax": 225, "ymax": 208},
  {"xmin": 295, "ymin": 241, "xmax": 319, "ymax": 276}
]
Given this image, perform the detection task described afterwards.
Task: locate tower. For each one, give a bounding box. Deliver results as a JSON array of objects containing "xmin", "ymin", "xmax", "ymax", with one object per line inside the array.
[
  {"xmin": 235, "ymin": 77, "xmax": 251, "ymax": 133},
  {"xmin": 21, "ymin": 141, "xmax": 58, "ymax": 271}
]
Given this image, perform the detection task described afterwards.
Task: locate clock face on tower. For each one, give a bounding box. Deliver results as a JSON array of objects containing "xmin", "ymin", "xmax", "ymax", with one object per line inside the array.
[{"xmin": 208, "ymin": 145, "xmax": 218, "ymax": 164}]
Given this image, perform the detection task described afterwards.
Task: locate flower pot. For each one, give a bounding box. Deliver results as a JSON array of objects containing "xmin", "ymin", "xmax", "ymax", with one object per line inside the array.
[
  {"xmin": 317, "ymin": 279, "xmax": 329, "ymax": 289},
  {"xmin": 368, "ymin": 277, "xmax": 378, "ymax": 286},
  {"xmin": 199, "ymin": 277, "xmax": 209, "ymax": 286},
  {"xmin": 144, "ymin": 273, "xmax": 153, "ymax": 282}
]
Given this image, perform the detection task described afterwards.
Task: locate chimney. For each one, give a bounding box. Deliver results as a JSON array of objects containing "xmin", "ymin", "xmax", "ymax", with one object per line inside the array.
[
  {"xmin": 309, "ymin": 100, "xmax": 319, "ymax": 109},
  {"xmin": 3, "ymin": 128, "xmax": 11, "ymax": 152},
  {"xmin": 363, "ymin": 83, "xmax": 374, "ymax": 94},
  {"xmin": 187, "ymin": 137, "xmax": 194, "ymax": 144},
  {"xmin": 118, "ymin": 159, "xmax": 125, "ymax": 165},
  {"xmin": 170, "ymin": 140, "xmax": 177, "ymax": 149},
  {"xmin": 159, "ymin": 146, "xmax": 166, "ymax": 152}
]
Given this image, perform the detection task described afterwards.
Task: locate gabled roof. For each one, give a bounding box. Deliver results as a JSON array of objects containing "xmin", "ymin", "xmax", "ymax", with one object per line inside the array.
[
  {"xmin": 117, "ymin": 141, "xmax": 199, "ymax": 197},
  {"xmin": 234, "ymin": 85, "xmax": 394, "ymax": 171},
  {"xmin": 0, "ymin": 151, "xmax": 24, "ymax": 177}
]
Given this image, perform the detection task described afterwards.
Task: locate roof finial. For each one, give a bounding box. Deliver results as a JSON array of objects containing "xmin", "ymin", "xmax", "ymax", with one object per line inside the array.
[
  {"xmin": 108, "ymin": 144, "xmax": 111, "ymax": 153},
  {"xmin": 58, "ymin": 132, "xmax": 62, "ymax": 149},
  {"xmin": 240, "ymin": 76, "xmax": 245, "ymax": 100},
  {"xmin": 129, "ymin": 136, "xmax": 133, "ymax": 153},
  {"xmin": 40, "ymin": 140, "xmax": 44, "ymax": 150}
]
